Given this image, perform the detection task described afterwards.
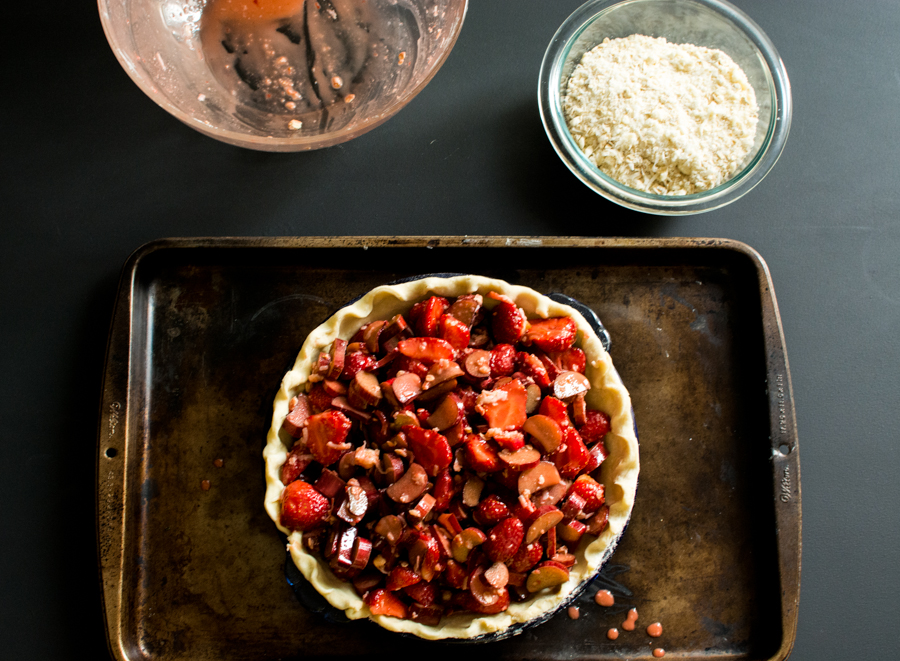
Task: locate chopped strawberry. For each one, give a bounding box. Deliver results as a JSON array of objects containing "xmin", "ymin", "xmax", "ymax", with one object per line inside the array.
[
  {"xmin": 463, "ymin": 588, "xmax": 510, "ymax": 614},
  {"xmin": 403, "ymin": 425, "xmax": 452, "ymax": 477},
  {"xmin": 488, "ymin": 429, "xmax": 525, "ymax": 452},
  {"xmin": 579, "ymin": 409, "xmax": 611, "ymax": 442},
  {"xmin": 515, "ymin": 351, "xmax": 551, "ymax": 388},
  {"xmin": 432, "ymin": 468, "xmax": 455, "ymax": 512},
  {"xmin": 341, "ymin": 351, "xmax": 376, "ymax": 380},
  {"xmin": 386, "ymin": 565, "xmax": 422, "ymax": 591},
  {"xmin": 489, "ymin": 343, "xmax": 517, "ymax": 377},
  {"xmin": 306, "ymin": 410, "xmax": 352, "ymax": 466},
  {"xmin": 473, "ymin": 494, "xmax": 510, "ymax": 528},
  {"xmin": 539, "ymin": 396, "xmax": 572, "ymax": 429},
  {"xmin": 478, "ymin": 379, "xmax": 528, "ymax": 430},
  {"xmin": 490, "ymin": 300, "xmax": 527, "ymax": 344},
  {"xmin": 522, "ymin": 317, "xmax": 577, "ymax": 352},
  {"xmin": 402, "ymin": 580, "xmax": 437, "ymax": 606},
  {"xmin": 549, "ymin": 347, "xmax": 587, "ymax": 373},
  {"xmin": 397, "ymin": 337, "xmax": 456, "ymax": 362},
  {"xmin": 365, "ymin": 588, "xmax": 409, "ymax": 619},
  {"xmin": 439, "ymin": 313, "xmax": 470, "ymax": 351},
  {"xmin": 507, "ymin": 540, "xmax": 543, "ymax": 573},
  {"xmin": 552, "ymin": 427, "xmax": 591, "ymax": 479},
  {"xmin": 409, "ymin": 296, "xmax": 449, "ymax": 337},
  {"xmin": 483, "ymin": 517, "xmax": 524, "ymax": 564},
  {"xmin": 280, "ymin": 480, "xmax": 331, "ymax": 531},
  {"xmin": 568, "ymin": 475, "xmax": 606, "ymax": 513},
  {"xmin": 307, "ymin": 382, "xmax": 336, "ymax": 412},
  {"xmin": 464, "ymin": 434, "xmax": 502, "ymax": 473},
  {"xmin": 583, "ymin": 440, "xmax": 610, "ymax": 473}
]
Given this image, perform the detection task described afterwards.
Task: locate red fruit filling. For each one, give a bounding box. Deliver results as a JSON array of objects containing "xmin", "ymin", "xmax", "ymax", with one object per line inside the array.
[{"xmin": 279, "ymin": 291, "xmax": 613, "ymax": 623}]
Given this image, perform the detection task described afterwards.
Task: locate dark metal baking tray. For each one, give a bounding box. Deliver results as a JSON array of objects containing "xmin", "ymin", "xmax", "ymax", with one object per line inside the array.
[{"xmin": 97, "ymin": 237, "xmax": 801, "ymax": 661}]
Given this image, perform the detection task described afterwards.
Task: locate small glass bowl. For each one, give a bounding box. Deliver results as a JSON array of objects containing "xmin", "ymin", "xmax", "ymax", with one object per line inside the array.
[
  {"xmin": 99, "ymin": 0, "xmax": 468, "ymax": 151},
  {"xmin": 538, "ymin": 0, "xmax": 791, "ymax": 215}
]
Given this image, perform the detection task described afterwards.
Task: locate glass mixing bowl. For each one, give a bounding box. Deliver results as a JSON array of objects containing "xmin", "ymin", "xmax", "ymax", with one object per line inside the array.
[
  {"xmin": 99, "ymin": 0, "xmax": 468, "ymax": 151},
  {"xmin": 538, "ymin": 0, "xmax": 791, "ymax": 215}
]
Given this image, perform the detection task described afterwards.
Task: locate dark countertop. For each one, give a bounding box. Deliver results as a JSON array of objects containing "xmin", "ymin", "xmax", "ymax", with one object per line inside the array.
[{"xmin": 2, "ymin": 1, "xmax": 898, "ymax": 659}]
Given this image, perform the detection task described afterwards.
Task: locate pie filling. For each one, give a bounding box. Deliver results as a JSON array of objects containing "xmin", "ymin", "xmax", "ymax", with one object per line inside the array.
[{"xmin": 264, "ymin": 275, "xmax": 639, "ymax": 639}]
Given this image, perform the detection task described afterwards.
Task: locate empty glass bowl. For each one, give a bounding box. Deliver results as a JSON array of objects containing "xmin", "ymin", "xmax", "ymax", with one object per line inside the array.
[
  {"xmin": 538, "ymin": 0, "xmax": 791, "ymax": 215},
  {"xmin": 99, "ymin": 0, "xmax": 468, "ymax": 151}
]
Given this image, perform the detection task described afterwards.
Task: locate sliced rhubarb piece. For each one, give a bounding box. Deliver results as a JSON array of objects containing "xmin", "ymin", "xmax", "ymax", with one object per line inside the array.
[
  {"xmin": 484, "ymin": 561, "xmax": 510, "ymax": 589},
  {"xmin": 374, "ymin": 514, "xmax": 406, "ymax": 546},
  {"xmin": 408, "ymin": 530, "xmax": 441, "ymax": 582},
  {"xmin": 348, "ymin": 370, "xmax": 382, "ymax": 408},
  {"xmin": 518, "ymin": 461, "xmax": 561, "ymax": 498},
  {"xmin": 572, "ymin": 392, "xmax": 588, "ymax": 426},
  {"xmin": 525, "ymin": 561, "xmax": 570, "ymax": 592},
  {"xmin": 374, "ymin": 452, "xmax": 405, "ymax": 486},
  {"xmin": 558, "ymin": 518, "xmax": 587, "ymax": 545},
  {"xmin": 525, "ymin": 505, "xmax": 564, "ymax": 544},
  {"xmin": 385, "ymin": 462, "xmax": 430, "ymax": 504},
  {"xmin": 552, "ymin": 370, "xmax": 592, "ymax": 401},
  {"xmin": 446, "ymin": 294, "xmax": 482, "ymax": 327},
  {"xmin": 358, "ymin": 320, "xmax": 386, "ymax": 354},
  {"xmin": 461, "ymin": 475, "xmax": 484, "ymax": 507},
  {"xmin": 463, "ymin": 349, "xmax": 492, "ymax": 379},
  {"xmin": 407, "ymin": 493, "xmax": 437, "ymax": 524},
  {"xmin": 409, "ymin": 603, "xmax": 444, "ymax": 626},
  {"xmin": 522, "ymin": 317, "xmax": 577, "ymax": 352},
  {"xmin": 280, "ymin": 480, "xmax": 331, "ymax": 532},
  {"xmin": 451, "ymin": 528, "xmax": 487, "ymax": 562},
  {"xmin": 584, "ymin": 503, "xmax": 610, "ymax": 535},
  {"xmin": 422, "ymin": 360, "xmax": 465, "ymax": 391},
  {"xmin": 523, "ymin": 414, "xmax": 563, "ymax": 454},
  {"xmin": 525, "ymin": 382, "xmax": 542, "ymax": 415},
  {"xmin": 326, "ymin": 338, "xmax": 348, "ymax": 379},
  {"xmin": 391, "ymin": 372, "xmax": 423, "ymax": 405},
  {"xmin": 425, "ymin": 392, "xmax": 464, "ymax": 431},
  {"xmin": 498, "ymin": 445, "xmax": 541, "ymax": 470},
  {"xmin": 283, "ymin": 394, "xmax": 311, "ymax": 437},
  {"xmin": 469, "ymin": 565, "xmax": 510, "ymax": 609},
  {"xmin": 306, "ymin": 410, "xmax": 352, "ymax": 466},
  {"xmin": 532, "ymin": 480, "xmax": 569, "ymax": 508},
  {"xmin": 379, "ymin": 314, "xmax": 414, "ymax": 353},
  {"xmin": 583, "ymin": 441, "xmax": 610, "ymax": 474},
  {"xmin": 280, "ymin": 446, "xmax": 314, "ymax": 486}
]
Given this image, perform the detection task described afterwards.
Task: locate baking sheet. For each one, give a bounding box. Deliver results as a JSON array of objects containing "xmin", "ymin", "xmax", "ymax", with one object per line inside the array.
[{"xmin": 97, "ymin": 237, "xmax": 801, "ymax": 660}]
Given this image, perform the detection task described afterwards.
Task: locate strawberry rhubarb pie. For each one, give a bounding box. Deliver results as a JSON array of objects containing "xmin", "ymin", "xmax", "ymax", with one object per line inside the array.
[{"xmin": 264, "ymin": 275, "xmax": 639, "ymax": 640}]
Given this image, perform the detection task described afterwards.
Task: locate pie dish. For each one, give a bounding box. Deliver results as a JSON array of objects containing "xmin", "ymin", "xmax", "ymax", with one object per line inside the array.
[{"xmin": 263, "ymin": 274, "xmax": 639, "ymax": 639}]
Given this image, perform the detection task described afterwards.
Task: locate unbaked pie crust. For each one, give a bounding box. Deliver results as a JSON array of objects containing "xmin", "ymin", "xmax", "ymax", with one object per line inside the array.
[{"xmin": 264, "ymin": 275, "xmax": 639, "ymax": 640}]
